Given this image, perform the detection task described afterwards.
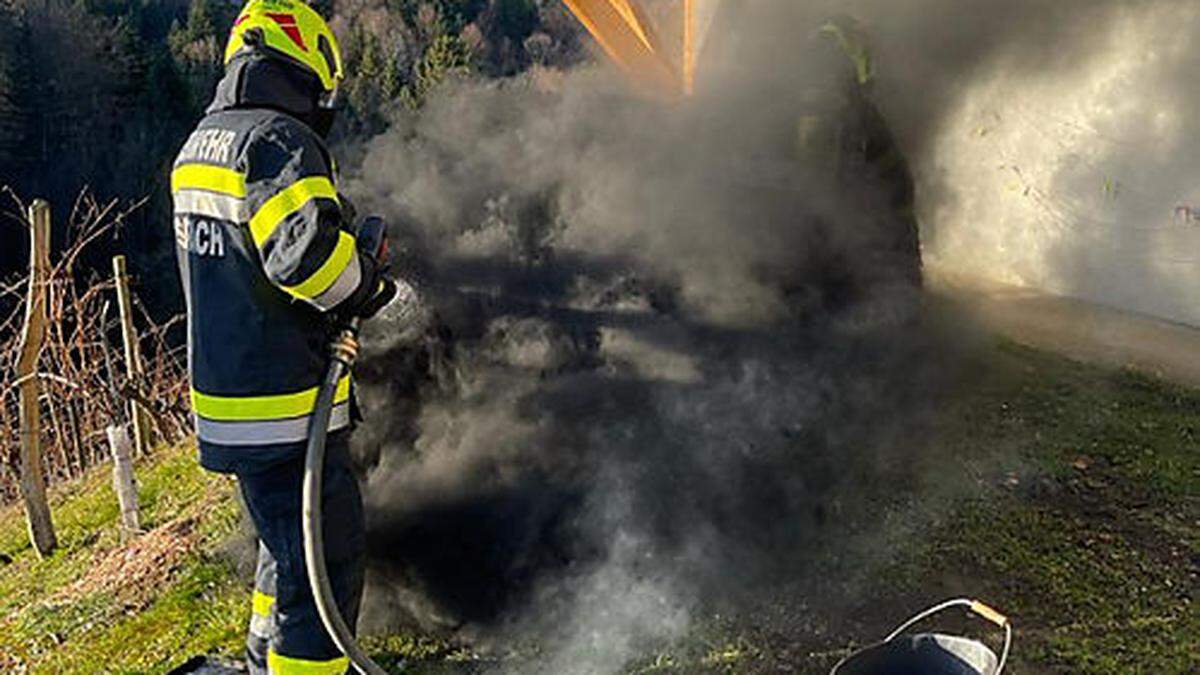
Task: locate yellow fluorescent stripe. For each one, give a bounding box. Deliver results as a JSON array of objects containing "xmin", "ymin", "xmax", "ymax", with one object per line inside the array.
[
  {"xmin": 250, "ymin": 176, "xmax": 338, "ymax": 247},
  {"xmin": 192, "ymin": 375, "xmax": 351, "ymax": 421},
  {"xmin": 171, "ymin": 164, "xmax": 246, "ymax": 197},
  {"xmin": 267, "ymin": 650, "xmax": 350, "ymax": 675},
  {"xmin": 252, "ymin": 590, "xmax": 275, "ymax": 617},
  {"xmin": 284, "ymin": 232, "xmax": 355, "ymax": 300}
]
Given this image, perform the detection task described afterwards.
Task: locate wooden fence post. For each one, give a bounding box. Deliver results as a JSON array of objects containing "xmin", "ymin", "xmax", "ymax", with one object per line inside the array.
[
  {"xmin": 16, "ymin": 199, "xmax": 57, "ymax": 558},
  {"xmin": 112, "ymin": 255, "xmax": 151, "ymax": 456},
  {"xmin": 106, "ymin": 425, "xmax": 140, "ymax": 541}
]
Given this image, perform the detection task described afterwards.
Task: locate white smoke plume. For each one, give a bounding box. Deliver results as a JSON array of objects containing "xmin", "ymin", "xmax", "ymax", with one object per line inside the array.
[{"xmin": 857, "ymin": 1, "xmax": 1200, "ymax": 325}]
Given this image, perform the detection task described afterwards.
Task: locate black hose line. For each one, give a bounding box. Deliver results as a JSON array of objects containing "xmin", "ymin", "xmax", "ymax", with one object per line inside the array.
[{"xmin": 302, "ymin": 319, "xmax": 390, "ymax": 675}]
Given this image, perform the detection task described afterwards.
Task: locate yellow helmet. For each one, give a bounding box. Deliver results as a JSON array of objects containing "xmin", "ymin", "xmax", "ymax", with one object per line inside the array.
[
  {"xmin": 819, "ymin": 15, "xmax": 874, "ymax": 88},
  {"xmin": 225, "ymin": 0, "xmax": 344, "ymax": 94}
]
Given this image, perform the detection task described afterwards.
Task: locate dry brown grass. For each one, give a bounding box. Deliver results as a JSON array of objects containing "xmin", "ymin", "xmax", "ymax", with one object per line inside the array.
[{"xmin": 51, "ymin": 516, "xmax": 200, "ymax": 611}]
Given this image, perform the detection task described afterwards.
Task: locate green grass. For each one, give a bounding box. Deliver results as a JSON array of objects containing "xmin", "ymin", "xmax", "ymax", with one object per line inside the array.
[
  {"xmin": 2, "ymin": 339, "xmax": 1197, "ymax": 673},
  {"xmin": 614, "ymin": 341, "xmax": 1200, "ymax": 674},
  {"xmin": 907, "ymin": 343, "xmax": 1200, "ymax": 673},
  {"xmin": 0, "ymin": 442, "xmax": 246, "ymax": 674}
]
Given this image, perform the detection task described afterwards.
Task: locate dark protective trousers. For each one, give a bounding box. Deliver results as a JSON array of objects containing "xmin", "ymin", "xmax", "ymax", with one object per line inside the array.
[{"xmin": 234, "ymin": 433, "xmax": 365, "ymax": 675}]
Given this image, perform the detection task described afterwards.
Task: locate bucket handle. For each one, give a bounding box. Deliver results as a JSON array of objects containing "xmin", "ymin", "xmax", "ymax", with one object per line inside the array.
[{"xmin": 883, "ymin": 598, "xmax": 1012, "ymax": 675}]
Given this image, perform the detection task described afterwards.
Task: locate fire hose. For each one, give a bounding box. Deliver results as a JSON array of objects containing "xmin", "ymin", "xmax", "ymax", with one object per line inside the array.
[{"xmin": 301, "ymin": 317, "xmax": 390, "ymax": 675}]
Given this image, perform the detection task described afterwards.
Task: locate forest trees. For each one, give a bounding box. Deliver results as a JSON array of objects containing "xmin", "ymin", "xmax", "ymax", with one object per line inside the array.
[
  {"xmin": 0, "ymin": 0, "xmax": 585, "ymax": 307},
  {"xmin": 0, "ymin": 0, "xmax": 199, "ymax": 305},
  {"xmin": 0, "ymin": 0, "xmax": 584, "ymax": 210},
  {"xmin": 168, "ymin": 0, "xmax": 238, "ymax": 112},
  {"xmin": 335, "ymin": 0, "xmax": 584, "ymax": 132},
  {"xmin": 0, "ymin": 2, "xmax": 28, "ymax": 180}
]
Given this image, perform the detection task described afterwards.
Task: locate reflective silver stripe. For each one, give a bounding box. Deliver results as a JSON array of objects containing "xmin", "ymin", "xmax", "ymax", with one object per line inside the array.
[
  {"xmin": 309, "ymin": 250, "xmax": 362, "ymax": 310},
  {"xmin": 173, "ymin": 189, "xmax": 248, "ymax": 222},
  {"xmin": 249, "ymin": 612, "xmax": 273, "ymax": 639},
  {"xmin": 194, "ymin": 402, "xmax": 350, "ymax": 446}
]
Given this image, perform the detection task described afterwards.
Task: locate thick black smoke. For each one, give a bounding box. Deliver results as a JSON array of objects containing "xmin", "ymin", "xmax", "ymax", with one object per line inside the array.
[{"xmin": 336, "ymin": 1, "xmax": 1189, "ymax": 671}]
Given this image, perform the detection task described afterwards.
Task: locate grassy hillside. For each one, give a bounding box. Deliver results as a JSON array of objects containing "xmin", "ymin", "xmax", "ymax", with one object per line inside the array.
[
  {"xmin": 0, "ymin": 444, "xmax": 246, "ymax": 673},
  {"xmin": 1, "ymin": 339, "xmax": 1197, "ymax": 673}
]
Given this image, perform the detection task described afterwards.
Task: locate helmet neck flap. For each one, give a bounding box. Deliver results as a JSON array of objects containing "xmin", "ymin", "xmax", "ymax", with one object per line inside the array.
[{"xmin": 208, "ymin": 51, "xmax": 336, "ymax": 137}]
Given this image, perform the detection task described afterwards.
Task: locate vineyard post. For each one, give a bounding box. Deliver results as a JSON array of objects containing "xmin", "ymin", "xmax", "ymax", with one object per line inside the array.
[
  {"xmin": 16, "ymin": 200, "xmax": 58, "ymax": 558},
  {"xmin": 112, "ymin": 255, "xmax": 151, "ymax": 456},
  {"xmin": 106, "ymin": 425, "xmax": 140, "ymax": 540}
]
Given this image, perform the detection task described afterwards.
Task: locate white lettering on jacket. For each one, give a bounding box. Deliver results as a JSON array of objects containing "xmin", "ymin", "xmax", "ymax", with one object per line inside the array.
[
  {"xmin": 178, "ymin": 128, "xmax": 237, "ymax": 165},
  {"xmin": 177, "ymin": 217, "xmax": 227, "ymax": 258}
]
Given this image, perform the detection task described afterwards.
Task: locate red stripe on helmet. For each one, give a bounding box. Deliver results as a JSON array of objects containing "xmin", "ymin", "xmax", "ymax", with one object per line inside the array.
[{"xmin": 264, "ymin": 12, "xmax": 308, "ymax": 52}]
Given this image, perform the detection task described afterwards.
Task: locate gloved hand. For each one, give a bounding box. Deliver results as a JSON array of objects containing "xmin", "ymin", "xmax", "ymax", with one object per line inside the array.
[
  {"xmin": 351, "ymin": 215, "xmax": 429, "ymax": 328},
  {"xmin": 355, "ymin": 215, "xmax": 391, "ymax": 268},
  {"xmin": 346, "ymin": 216, "xmax": 394, "ymax": 320}
]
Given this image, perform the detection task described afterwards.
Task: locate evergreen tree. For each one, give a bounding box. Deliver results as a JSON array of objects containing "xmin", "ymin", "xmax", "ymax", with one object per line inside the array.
[
  {"xmin": 0, "ymin": 2, "xmax": 27, "ymax": 180},
  {"xmin": 169, "ymin": 0, "xmax": 232, "ymax": 112},
  {"xmin": 402, "ymin": 33, "xmax": 472, "ymax": 108}
]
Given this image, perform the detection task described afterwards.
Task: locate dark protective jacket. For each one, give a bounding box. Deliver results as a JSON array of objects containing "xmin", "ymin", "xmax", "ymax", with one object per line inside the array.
[
  {"xmin": 172, "ymin": 54, "xmax": 381, "ymax": 464},
  {"xmin": 791, "ymin": 18, "xmax": 923, "ymax": 302}
]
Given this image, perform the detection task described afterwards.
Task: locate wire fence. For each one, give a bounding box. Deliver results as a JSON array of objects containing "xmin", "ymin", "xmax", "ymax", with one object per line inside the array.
[{"xmin": 0, "ymin": 192, "xmax": 190, "ymax": 505}]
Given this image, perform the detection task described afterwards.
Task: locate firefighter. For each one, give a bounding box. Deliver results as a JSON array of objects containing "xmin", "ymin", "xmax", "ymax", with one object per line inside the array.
[
  {"xmin": 793, "ymin": 14, "xmax": 922, "ymax": 313},
  {"xmin": 170, "ymin": 1, "xmax": 409, "ymax": 672}
]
